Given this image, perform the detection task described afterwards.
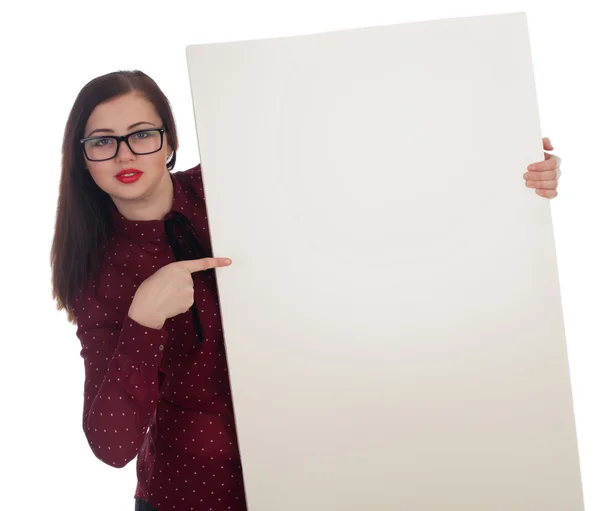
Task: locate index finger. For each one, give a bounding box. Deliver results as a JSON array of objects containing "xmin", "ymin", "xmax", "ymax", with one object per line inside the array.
[{"xmin": 180, "ymin": 257, "xmax": 232, "ymax": 273}]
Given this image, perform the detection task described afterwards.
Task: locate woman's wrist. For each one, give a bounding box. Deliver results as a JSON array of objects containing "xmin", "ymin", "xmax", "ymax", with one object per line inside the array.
[{"xmin": 128, "ymin": 300, "xmax": 165, "ymax": 330}]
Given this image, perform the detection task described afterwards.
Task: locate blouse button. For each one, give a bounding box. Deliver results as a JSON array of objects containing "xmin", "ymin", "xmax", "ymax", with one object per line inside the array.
[{"xmin": 158, "ymin": 345, "xmax": 164, "ymax": 351}]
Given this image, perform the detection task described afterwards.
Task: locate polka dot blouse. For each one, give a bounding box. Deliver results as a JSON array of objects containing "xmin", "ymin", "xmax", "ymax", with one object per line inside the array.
[{"xmin": 72, "ymin": 165, "xmax": 247, "ymax": 510}]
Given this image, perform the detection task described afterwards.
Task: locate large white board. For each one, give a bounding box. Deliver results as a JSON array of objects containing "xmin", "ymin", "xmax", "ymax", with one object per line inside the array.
[{"xmin": 186, "ymin": 12, "xmax": 584, "ymax": 510}]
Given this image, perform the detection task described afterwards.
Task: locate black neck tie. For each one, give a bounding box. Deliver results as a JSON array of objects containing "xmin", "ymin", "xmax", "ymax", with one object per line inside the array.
[{"xmin": 164, "ymin": 212, "xmax": 210, "ymax": 345}]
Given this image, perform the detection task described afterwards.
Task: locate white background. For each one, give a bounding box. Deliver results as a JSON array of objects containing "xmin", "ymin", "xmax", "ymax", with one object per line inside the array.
[{"xmin": 1, "ymin": 1, "xmax": 597, "ymax": 510}]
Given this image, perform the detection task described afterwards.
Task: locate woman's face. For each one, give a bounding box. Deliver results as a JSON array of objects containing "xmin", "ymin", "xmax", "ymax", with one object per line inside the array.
[{"xmin": 83, "ymin": 92, "xmax": 172, "ymax": 201}]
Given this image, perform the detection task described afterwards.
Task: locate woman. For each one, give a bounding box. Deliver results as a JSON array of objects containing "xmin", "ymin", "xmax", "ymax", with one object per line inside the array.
[{"xmin": 50, "ymin": 70, "xmax": 562, "ymax": 511}]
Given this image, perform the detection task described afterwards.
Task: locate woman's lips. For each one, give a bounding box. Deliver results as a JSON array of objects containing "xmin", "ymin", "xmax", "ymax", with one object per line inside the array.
[
  {"xmin": 116, "ymin": 172, "xmax": 143, "ymax": 184},
  {"xmin": 115, "ymin": 168, "xmax": 143, "ymax": 177}
]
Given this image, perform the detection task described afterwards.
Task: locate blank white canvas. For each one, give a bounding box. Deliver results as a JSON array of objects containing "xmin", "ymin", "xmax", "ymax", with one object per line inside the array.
[{"xmin": 186, "ymin": 12, "xmax": 584, "ymax": 510}]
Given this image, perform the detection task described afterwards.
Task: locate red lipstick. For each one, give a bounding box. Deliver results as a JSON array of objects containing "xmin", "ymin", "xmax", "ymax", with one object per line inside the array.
[{"xmin": 115, "ymin": 168, "xmax": 143, "ymax": 184}]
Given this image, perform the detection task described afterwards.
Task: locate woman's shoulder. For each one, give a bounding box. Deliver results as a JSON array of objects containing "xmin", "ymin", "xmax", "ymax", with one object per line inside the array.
[
  {"xmin": 171, "ymin": 163, "xmax": 205, "ymax": 196},
  {"xmin": 172, "ymin": 162, "xmax": 202, "ymax": 180}
]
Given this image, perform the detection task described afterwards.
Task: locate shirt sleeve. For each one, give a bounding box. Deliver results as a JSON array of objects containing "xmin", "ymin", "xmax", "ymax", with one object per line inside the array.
[{"xmin": 72, "ymin": 272, "xmax": 169, "ymax": 468}]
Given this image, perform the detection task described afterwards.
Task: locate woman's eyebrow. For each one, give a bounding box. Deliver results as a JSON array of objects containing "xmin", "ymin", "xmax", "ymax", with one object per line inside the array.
[{"xmin": 86, "ymin": 121, "xmax": 157, "ymax": 137}]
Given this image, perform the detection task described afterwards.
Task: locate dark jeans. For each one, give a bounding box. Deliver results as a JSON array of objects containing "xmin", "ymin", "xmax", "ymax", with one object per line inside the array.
[{"xmin": 135, "ymin": 498, "xmax": 159, "ymax": 511}]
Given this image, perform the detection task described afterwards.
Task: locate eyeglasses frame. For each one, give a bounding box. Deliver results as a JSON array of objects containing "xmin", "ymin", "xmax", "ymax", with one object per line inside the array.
[{"xmin": 79, "ymin": 127, "xmax": 167, "ymax": 162}]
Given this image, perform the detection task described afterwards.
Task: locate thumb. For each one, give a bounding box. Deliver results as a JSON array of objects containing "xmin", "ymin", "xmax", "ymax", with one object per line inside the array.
[{"xmin": 180, "ymin": 257, "xmax": 232, "ymax": 273}]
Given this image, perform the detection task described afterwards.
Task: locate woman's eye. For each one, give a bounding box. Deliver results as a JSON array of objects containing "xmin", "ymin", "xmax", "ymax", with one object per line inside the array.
[
  {"xmin": 133, "ymin": 131, "xmax": 149, "ymax": 139},
  {"xmin": 91, "ymin": 138, "xmax": 113, "ymax": 147}
]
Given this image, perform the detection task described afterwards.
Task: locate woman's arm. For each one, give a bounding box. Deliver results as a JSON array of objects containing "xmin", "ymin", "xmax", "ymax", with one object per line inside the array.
[{"xmin": 72, "ymin": 270, "xmax": 169, "ymax": 468}]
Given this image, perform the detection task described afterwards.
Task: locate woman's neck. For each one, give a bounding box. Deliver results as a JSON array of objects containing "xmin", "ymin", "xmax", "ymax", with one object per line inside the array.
[{"xmin": 112, "ymin": 170, "xmax": 174, "ymax": 222}]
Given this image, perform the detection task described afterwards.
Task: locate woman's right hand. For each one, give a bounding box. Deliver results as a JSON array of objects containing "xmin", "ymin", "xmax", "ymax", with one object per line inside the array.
[{"xmin": 128, "ymin": 257, "xmax": 232, "ymax": 329}]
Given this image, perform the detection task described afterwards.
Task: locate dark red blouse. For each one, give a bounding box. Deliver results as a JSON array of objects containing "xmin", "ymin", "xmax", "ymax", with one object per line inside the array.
[{"xmin": 72, "ymin": 165, "xmax": 247, "ymax": 510}]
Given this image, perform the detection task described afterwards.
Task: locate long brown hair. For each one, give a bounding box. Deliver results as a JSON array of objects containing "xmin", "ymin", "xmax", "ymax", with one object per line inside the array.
[{"xmin": 50, "ymin": 70, "xmax": 179, "ymax": 324}]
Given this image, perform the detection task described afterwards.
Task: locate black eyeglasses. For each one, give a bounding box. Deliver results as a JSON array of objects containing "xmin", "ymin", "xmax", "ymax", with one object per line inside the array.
[{"xmin": 80, "ymin": 127, "xmax": 166, "ymax": 162}]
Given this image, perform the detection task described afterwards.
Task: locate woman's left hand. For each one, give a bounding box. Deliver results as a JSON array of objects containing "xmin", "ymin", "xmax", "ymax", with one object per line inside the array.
[{"xmin": 523, "ymin": 137, "xmax": 562, "ymax": 199}]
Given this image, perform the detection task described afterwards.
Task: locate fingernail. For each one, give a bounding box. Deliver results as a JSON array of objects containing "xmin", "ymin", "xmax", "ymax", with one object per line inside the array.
[{"xmin": 527, "ymin": 165, "xmax": 534, "ymax": 170}]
